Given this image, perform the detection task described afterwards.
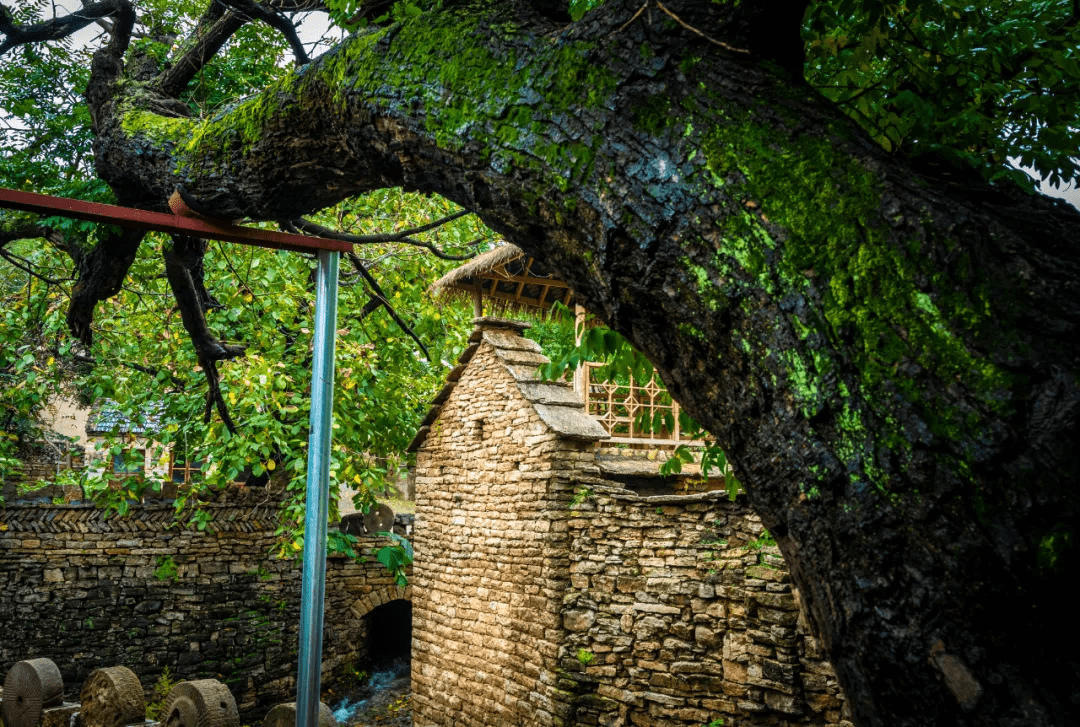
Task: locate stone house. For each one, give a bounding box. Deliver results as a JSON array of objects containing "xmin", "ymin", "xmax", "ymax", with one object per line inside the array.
[
  {"xmin": 3, "ymin": 399, "xmax": 202, "ymax": 503},
  {"xmin": 409, "ymin": 317, "xmax": 850, "ymax": 727}
]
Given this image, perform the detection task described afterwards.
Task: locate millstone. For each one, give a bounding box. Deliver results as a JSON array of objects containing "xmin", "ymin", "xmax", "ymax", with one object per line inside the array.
[
  {"xmin": 362, "ymin": 504, "xmax": 395, "ymax": 535},
  {"xmin": 160, "ymin": 680, "xmax": 239, "ymax": 727},
  {"xmin": 339, "ymin": 512, "xmax": 367, "ymax": 538},
  {"xmin": 262, "ymin": 702, "xmax": 337, "ymax": 727},
  {"xmin": 1, "ymin": 658, "xmax": 64, "ymax": 727},
  {"xmin": 79, "ymin": 666, "xmax": 146, "ymax": 727}
]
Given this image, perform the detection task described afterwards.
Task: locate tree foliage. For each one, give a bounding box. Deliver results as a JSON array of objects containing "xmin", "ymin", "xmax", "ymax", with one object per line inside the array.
[
  {"xmin": 1, "ymin": 0, "xmax": 493, "ymax": 550},
  {"xmin": 2, "ymin": 186, "xmax": 488, "ymax": 549},
  {"xmin": 804, "ymin": 0, "xmax": 1080, "ymax": 189}
]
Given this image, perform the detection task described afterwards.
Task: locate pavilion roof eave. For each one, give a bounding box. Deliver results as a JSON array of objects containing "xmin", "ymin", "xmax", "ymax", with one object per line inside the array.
[{"xmin": 430, "ymin": 242, "xmax": 577, "ymax": 317}]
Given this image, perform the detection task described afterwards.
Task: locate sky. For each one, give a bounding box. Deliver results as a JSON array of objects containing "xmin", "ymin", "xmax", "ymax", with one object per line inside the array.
[{"xmin": 1029, "ymin": 174, "xmax": 1080, "ymax": 210}]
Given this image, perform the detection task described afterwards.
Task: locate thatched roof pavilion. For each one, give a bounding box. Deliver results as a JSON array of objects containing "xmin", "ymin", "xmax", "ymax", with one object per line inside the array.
[
  {"xmin": 426, "ymin": 245, "xmax": 706, "ymax": 450},
  {"xmin": 429, "ymin": 243, "xmax": 577, "ymax": 317}
]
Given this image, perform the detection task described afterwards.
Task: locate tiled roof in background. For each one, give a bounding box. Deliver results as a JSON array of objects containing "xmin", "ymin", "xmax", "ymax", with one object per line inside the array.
[{"xmin": 85, "ymin": 399, "xmax": 165, "ymax": 436}]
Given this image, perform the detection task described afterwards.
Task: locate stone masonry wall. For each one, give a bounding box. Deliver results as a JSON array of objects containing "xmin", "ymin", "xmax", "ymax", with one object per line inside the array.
[
  {"xmin": 558, "ymin": 484, "xmax": 847, "ymax": 727},
  {"xmin": 412, "ymin": 319, "xmax": 850, "ymax": 727},
  {"xmin": 412, "ymin": 340, "xmax": 597, "ymax": 727},
  {"xmin": 0, "ymin": 501, "xmax": 410, "ymax": 721}
]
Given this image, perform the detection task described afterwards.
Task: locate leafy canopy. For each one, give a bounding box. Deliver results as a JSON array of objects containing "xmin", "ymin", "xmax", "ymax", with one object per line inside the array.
[
  {"xmin": 0, "ymin": 0, "xmax": 490, "ymax": 558},
  {"xmin": 2, "ymin": 0, "xmax": 1076, "ymax": 544},
  {"xmin": 804, "ymin": 0, "xmax": 1080, "ymax": 189}
]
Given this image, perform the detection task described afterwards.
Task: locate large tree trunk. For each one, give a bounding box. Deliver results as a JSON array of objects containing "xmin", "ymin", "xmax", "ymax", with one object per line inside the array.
[{"xmin": 85, "ymin": 1, "xmax": 1080, "ymax": 724}]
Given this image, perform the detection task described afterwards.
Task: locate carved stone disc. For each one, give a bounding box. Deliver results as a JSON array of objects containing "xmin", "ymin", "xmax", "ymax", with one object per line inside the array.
[
  {"xmin": 1, "ymin": 658, "xmax": 64, "ymax": 727},
  {"xmin": 79, "ymin": 666, "xmax": 146, "ymax": 727},
  {"xmin": 363, "ymin": 504, "xmax": 395, "ymax": 535},
  {"xmin": 262, "ymin": 701, "xmax": 337, "ymax": 727},
  {"xmin": 160, "ymin": 680, "xmax": 239, "ymax": 727}
]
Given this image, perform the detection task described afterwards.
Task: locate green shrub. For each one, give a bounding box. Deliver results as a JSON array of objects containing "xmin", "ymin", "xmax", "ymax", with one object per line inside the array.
[
  {"xmin": 145, "ymin": 667, "xmax": 175, "ymax": 720},
  {"xmin": 153, "ymin": 555, "xmax": 179, "ymax": 582}
]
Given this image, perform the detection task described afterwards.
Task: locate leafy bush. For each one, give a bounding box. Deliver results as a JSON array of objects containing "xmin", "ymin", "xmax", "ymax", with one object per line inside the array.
[
  {"xmin": 375, "ymin": 531, "xmax": 414, "ymax": 587},
  {"xmin": 153, "ymin": 555, "xmax": 179, "ymax": 582},
  {"xmin": 145, "ymin": 667, "xmax": 175, "ymax": 721}
]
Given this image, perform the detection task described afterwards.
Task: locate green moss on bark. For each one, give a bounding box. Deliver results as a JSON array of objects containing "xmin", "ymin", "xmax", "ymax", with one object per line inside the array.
[
  {"xmin": 118, "ymin": 7, "xmax": 619, "ymax": 197},
  {"xmin": 316, "ymin": 9, "xmax": 616, "ymax": 184},
  {"xmin": 691, "ymin": 116, "xmax": 1015, "ymax": 484}
]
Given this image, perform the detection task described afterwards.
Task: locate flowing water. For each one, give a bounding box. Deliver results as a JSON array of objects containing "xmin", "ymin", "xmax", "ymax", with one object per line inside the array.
[{"xmin": 330, "ymin": 660, "xmax": 411, "ymax": 727}]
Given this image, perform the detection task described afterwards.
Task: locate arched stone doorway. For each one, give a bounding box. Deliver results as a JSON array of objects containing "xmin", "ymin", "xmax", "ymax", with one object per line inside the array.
[
  {"xmin": 349, "ymin": 585, "xmax": 413, "ymax": 668},
  {"xmin": 331, "ymin": 586, "xmax": 414, "ymax": 725},
  {"xmin": 367, "ymin": 599, "xmax": 412, "ymax": 667}
]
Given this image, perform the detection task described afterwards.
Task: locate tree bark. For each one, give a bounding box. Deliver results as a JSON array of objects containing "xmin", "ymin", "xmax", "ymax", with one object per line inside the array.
[
  {"xmin": 67, "ymin": 227, "xmax": 146, "ymax": 344},
  {"xmin": 83, "ymin": 1, "xmax": 1080, "ymax": 724}
]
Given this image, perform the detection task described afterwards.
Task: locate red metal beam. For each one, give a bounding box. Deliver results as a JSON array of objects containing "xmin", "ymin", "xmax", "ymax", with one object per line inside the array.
[{"xmin": 0, "ymin": 188, "xmax": 353, "ymax": 254}]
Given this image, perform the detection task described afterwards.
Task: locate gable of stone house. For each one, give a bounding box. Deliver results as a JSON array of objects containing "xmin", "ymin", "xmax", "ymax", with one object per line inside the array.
[
  {"xmin": 410, "ymin": 318, "xmax": 849, "ymax": 727},
  {"xmin": 410, "ymin": 318, "xmax": 608, "ymax": 727},
  {"xmin": 408, "ymin": 318, "xmax": 606, "ymax": 457}
]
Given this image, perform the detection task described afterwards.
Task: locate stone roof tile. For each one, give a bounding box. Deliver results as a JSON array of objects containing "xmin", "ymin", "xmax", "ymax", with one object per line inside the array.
[
  {"xmin": 407, "ymin": 425, "xmax": 431, "ymax": 453},
  {"xmin": 457, "ymin": 342, "xmax": 481, "ymax": 365},
  {"xmin": 515, "ymin": 381, "xmax": 582, "ymax": 407},
  {"xmin": 503, "ymin": 364, "xmax": 541, "ymax": 382},
  {"xmin": 494, "ymin": 348, "xmax": 550, "ymax": 367},
  {"xmin": 429, "ymin": 382, "xmax": 455, "ymax": 407},
  {"xmin": 532, "ymin": 404, "xmax": 609, "ymax": 441},
  {"xmin": 482, "ymin": 330, "xmax": 542, "ymax": 353},
  {"xmin": 408, "ymin": 319, "xmax": 608, "ymax": 452}
]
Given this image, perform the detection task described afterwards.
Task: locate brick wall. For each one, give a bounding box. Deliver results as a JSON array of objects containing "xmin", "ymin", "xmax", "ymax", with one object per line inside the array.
[{"xmin": 0, "ymin": 501, "xmax": 410, "ymax": 721}]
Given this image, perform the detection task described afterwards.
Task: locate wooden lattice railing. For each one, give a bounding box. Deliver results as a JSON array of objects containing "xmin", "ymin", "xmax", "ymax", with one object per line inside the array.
[{"xmin": 579, "ymin": 362, "xmax": 703, "ymax": 447}]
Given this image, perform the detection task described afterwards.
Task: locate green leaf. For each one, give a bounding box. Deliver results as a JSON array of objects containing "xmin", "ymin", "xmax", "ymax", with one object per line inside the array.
[{"xmin": 660, "ymin": 456, "xmax": 683, "ymax": 476}]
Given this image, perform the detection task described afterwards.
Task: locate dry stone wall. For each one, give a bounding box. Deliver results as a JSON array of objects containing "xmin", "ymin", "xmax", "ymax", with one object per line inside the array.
[
  {"xmin": 559, "ymin": 484, "xmax": 847, "ymax": 727},
  {"xmin": 0, "ymin": 500, "xmax": 410, "ymax": 721},
  {"xmin": 412, "ymin": 319, "xmax": 849, "ymax": 727}
]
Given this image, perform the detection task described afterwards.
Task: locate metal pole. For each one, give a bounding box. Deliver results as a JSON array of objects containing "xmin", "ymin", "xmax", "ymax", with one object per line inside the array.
[{"xmin": 296, "ymin": 248, "xmax": 340, "ymax": 726}]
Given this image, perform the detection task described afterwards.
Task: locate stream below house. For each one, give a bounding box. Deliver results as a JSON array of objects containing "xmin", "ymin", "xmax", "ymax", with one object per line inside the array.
[{"xmin": 327, "ymin": 660, "xmax": 412, "ymax": 727}]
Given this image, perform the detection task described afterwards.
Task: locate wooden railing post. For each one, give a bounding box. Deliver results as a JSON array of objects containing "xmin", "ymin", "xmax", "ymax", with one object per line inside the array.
[{"xmin": 573, "ymin": 304, "xmax": 586, "ymax": 398}]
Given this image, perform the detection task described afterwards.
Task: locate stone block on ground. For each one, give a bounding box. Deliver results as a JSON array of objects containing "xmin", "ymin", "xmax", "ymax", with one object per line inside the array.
[{"xmin": 262, "ymin": 701, "xmax": 337, "ymax": 727}]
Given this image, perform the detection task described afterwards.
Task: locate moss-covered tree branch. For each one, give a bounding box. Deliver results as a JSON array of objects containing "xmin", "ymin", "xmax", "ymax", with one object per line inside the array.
[{"xmin": 76, "ymin": 0, "xmax": 1080, "ymax": 724}]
